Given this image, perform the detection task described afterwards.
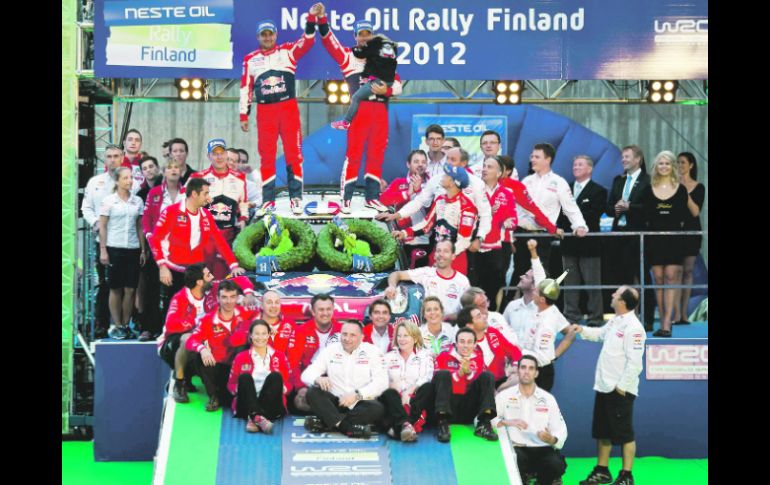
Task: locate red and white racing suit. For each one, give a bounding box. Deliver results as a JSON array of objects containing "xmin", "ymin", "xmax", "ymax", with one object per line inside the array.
[
  {"xmin": 149, "ymin": 201, "xmax": 239, "ymax": 274},
  {"xmin": 190, "ymin": 166, "xmax": 249, "ymax": 278},
  {"xmin": 240, "ymin": 18, "xmax": 317, "ymax": 203},
  {"xmin": 403, "ymin": 191, "xmax": 478, "ymax": 275},
  {"xmin": 319, "ymin": 17, "xmax": 403, "ymax": 201},
  {"xmin": 379, "ymin": 176, "xmax": 430, "ymax": 245}
]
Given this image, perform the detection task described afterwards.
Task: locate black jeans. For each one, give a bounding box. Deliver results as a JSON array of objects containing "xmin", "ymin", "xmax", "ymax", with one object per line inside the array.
[
  {"xmin": 235, "ymin": 372, "xmax": 287, "ymax": 421},
  {"xmin": 94, "ymin": 241, "xmax": 111, "ymax": 330},
  {"xmin": 305, "ymin": 387, "xmax": 385, "ymax": 431},
  {"xmin": 378, "ymin": 384, "xmax": 434, "ymax": 434},
  {"xmin": 159, "ymin": 268, "xmax": 186, "ymax": 323},
  {"xmin": 194, "ymin": 355, "xmax": 233, "ymax": 407},
  {"xmin": 433, "ymin": 370, "xmax": 496, "ymax": 424},
  {"xmin": 139, "ymin": 255, "xmax": 162, "ymax": 334},
  {"xmin": 477, "ymin": 248, "xmax": 507, "ymax": 311},
  {"xmin": 514, "ymin": 446, "xmax": 567, "ymax": 484},
  {"xmin": 535, "ymin": 363, "xmax": 555, "ymax": 392}
]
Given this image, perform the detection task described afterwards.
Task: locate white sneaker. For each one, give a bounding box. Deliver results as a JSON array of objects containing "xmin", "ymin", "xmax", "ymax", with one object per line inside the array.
[
  {"xmin": 290, "ymin": 198, "xmax": 303, "ymax": 215},
  {"xmin": 341, "ymin": 199, "xmax": 352, "ymax": 214},
  {"xmin": 365, "ymin": 199, "xmax": 389, "ymax": 212},
  {"xmin": 256, "ymin": 201, "xmax": 275, "ymax": 216}
]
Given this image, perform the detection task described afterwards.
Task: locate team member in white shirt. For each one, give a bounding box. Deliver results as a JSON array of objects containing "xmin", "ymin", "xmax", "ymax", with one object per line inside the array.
[
  {"xmin": 82, "ymin": 145, "xmax": 125, "ymax": 336},
  {"xmin": 99, "ymin": 166, "xmax": 147, "ymax": 340},
  {"xmin": 378, "ymin": 147, "xmax": 492, "ymax": 246},
  {"xmin": 379, "ymin": 321, "xmax": 434, "ymax": 442},
  {"xmin": 424, "ymin": 124, "xmax": 448, "ymax": 178},
  {"xmin": 302, "ymin": 321, "xmax": 388, "ymax": 439},
  {"xmin": 385, "ymin": 239, "xmax": 470, "ymax": 321},
  {"xmin": 502, "ymin": 239, "xmax": 547, "ymax": 344},
  {"xmin": 575, "ymin": 286, "xmax": 645, "ymax": 485},
  {"xmin": 494, "ymin": 355, "xmax": 568, "ymax": 485},
  {"xmin": 522, "ymin": 271, "xmax": 579, "ymax": 391},
  {"xmin": 419, "ymin": 296, "xmax": 457, "ymax": 358},
  {"xmin": 512, "ymin": 142, "xmax": 588, "ymax": 285}
]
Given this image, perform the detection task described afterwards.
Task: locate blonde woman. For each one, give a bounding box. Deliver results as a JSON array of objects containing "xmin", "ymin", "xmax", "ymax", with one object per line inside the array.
[
  {"xmin": 641, "ymin": 151, "xmax": 690, "ymax": 337},
  {"xmin": 379, "ymin": 321, "xmax": 434, "ymax": 442},
  {"xmin": 419, "ymin": 296, "xmax": 457, "ymax": 357}
]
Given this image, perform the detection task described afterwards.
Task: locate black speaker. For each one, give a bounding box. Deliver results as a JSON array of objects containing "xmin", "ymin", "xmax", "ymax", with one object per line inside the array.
[
  {"xmin": 78, "ymin": 135, "xmax": 96, "ymax": 159},
  {"xmin": 78, "ymin": 103, "xmax": 94, "ymax": 129}
]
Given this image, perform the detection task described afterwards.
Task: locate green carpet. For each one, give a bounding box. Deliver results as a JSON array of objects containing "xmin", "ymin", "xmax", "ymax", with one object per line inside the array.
[
  {"xmin": 450, "ymin": 424, "xmax": 511, "ymax": 484},
  {"xmin": 163, "ymin": 377, "xmax": 222, "ymax": 485},
  {"xmin": 563, "ymin": 456, "xmax": 708, "ymax": 485},
  {"xmin": 62, "ymin": 441, "xmax": 153, "ymax": 485}
]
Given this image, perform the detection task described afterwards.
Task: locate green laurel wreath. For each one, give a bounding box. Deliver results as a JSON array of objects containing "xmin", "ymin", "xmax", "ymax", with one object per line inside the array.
[
  {"xmin": 316, "ymin": 219, "xmax": 398, "ymax": 272},
  {"xmin": 233, "ymin": 217, "xmax": 317, "ymax": 270}
]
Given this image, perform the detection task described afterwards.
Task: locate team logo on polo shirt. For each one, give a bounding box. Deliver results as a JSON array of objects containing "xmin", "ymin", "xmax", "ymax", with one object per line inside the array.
[{"xmin": 177, "ymin": 215, "xmax": 187, "ymax": 223}]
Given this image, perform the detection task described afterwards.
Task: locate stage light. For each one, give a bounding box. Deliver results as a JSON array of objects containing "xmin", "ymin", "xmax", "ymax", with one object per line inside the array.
[
  {"xmin": 493, "ymin": 80, "xmax": 524, "ymax": 104},
  {"xmin": 324, "ymin": 80, "xmax": 350, "ymax": 104},
  {"xmin": 176, "ymin": 78, "xmax": 207, "ymax": 101},
  {"xmin": 647, "ymin": 80, "xmax": 677, "ymax": 103}
]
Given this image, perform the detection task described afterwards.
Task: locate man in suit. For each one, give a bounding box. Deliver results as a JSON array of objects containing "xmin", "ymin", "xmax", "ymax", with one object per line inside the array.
[
  {"xmin": 558, "ymin": 155, "xmax": 608, "ymax": 326},
  {"xmin": 606, "ymin": 145, "xmax": 654, "ymax": 330}
]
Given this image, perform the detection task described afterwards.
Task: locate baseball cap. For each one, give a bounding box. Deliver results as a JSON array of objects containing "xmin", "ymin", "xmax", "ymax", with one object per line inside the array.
[
  {"xmin": 443, "ymin": 164, "xmax": 470, "ymax": 189},
  {"xmin": 257, "ymin": 20, "xmax": 277, "ymax": 34},
  {"xmin": 207, "ymin": 138, "xmax": 226, "ymax": 154},
  {"xmin": 354, "ymin": 20, "xmax": 373, "ymax": 35}
]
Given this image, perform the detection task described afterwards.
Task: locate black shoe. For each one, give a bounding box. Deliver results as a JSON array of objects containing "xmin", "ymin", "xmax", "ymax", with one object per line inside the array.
[
  {"xmin": 672, "ymin": 320, "xmax": 691, "ymax": 326},
  {"xmin": 184, "ymin": 378, "xmax": 197, "ymax": 393},
  {"xmin": 652, "ymin": 329, "xmax": 672, "ymax": 337},
  {"xmin": 344, "ymin": 424, "xmax": 372, "ymax": 439},
  {"xmin": 474, "ymin": 420, "xmax": 499, "ymax": 441},
  {"xmin": 205, "ymin": 396, "xmax": 220, "ymax": 412},
  {"xmin": 172, "ymin": 380, "xmax": 189, "ymax": 403},
  {"xmin": 138, "ymin": 331, "xmax": 153, "ymax": 342},
  {"xmin": 436, "ymin": 420, "xmax": 451, "ymax": 443},
  {"xmin": 579, "ymin": 466, "xmax": 613, "ymax": 485},
  {"xmin": 643, "ymin": 323, "xmax": 654, "ymax": 332},
  {"xmin": 303, "ymin": 415, "xmax": 329, "ymax": 433},
  {"xmin": 611, "ymin": 472, "xmax": 634, "ymax": 485}
]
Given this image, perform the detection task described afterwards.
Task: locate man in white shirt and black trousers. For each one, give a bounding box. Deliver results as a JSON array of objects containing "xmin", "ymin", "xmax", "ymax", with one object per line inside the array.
[
  {"xmin": 575, "ymin": 286, "xmax": 646, "ymax": 485},
  {"xmin": 512, "ymin": 142, "xmax": 587, "ymax": 284},
  {"xmin": 494, "ymin": 355, "xmax": 568, "ymax": 485},
  {"xmin": 302, "ymin": 320, "xmax": 389, "ymax": 439}
]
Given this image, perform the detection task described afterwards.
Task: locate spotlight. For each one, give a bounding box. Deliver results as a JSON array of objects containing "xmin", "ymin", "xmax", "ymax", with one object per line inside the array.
[
  {"xmin": 493, "ymin": 80, "xmax": 524, "ymax": 104},
  {"xmin": 647, "ymin": 80, "xmax": 677, "ymax": 103},
  {"xmin": 176, "ymin": 78, "xmax": 207, "ymax": 101},
  {"xmin": 324, "ymin": 80, "xmax": 350, "ymax": 104}
]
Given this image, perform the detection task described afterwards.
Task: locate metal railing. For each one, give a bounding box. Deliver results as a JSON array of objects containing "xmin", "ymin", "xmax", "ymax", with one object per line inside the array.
[{"xmin": 497, "ymin": 230, "xmax": 708, "ymax": 324}]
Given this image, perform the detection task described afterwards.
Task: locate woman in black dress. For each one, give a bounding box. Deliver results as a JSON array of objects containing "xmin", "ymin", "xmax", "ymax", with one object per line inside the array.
[
  {"xmin": 641, "ymin": 151, "xmax": 690, "ymax": 337},
  {"xmin": 673, "ymin": 152, "xmax": 705, "ymax": 325}
]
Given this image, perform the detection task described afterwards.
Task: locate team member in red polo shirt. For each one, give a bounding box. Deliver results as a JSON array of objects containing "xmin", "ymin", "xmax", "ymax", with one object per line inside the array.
[
  {"xmin": 433, "ymin": 327, "xmax": 498, "ymax": 443},
  {"xmin": 228, "ymin": 320, "xmax": 291, "ymax": 434},
  {"xmin": 285, "ymin": 294, "xmax": 343, "ymax": 413},
  {"xmin": 186, "ymin": 280, "xmax": 256, "ymax": 412}
]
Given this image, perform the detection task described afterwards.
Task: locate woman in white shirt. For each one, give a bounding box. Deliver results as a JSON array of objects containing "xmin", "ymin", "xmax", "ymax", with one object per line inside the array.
[
  {"xmin": 99, "ymin": 167, "xmax": 146, "ymax": 340},
  {"xmin": 420, "ymin": 296, "xmax": 457, "ymax": 358},
  {"xmin": 379, "ymin": 321, "xmax": 435, "ymax": 442},
  {"xmin": 227, "ymin": 320, "xmax": 290, "ymax": 434}
]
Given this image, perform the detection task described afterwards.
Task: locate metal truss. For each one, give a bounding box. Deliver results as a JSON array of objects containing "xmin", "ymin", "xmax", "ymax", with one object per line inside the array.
[{"xmin": 106, "ymin": 78, "xmax": 707, "ymax": 105}]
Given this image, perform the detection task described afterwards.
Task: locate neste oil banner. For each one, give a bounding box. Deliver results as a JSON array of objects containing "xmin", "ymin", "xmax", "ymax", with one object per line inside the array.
[{"xmin": 94, "ymin": 0, "xmax": 707, "ymax": 80}]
